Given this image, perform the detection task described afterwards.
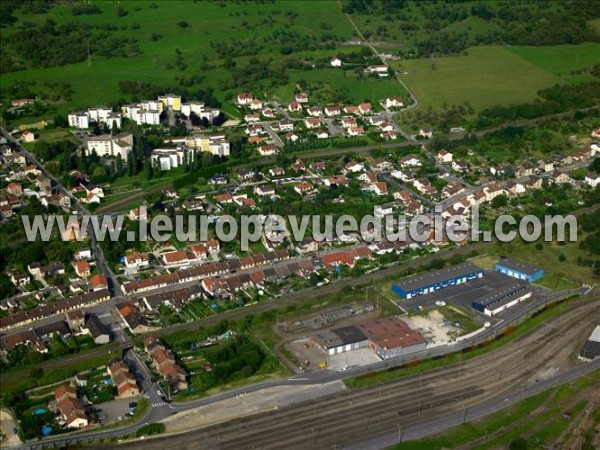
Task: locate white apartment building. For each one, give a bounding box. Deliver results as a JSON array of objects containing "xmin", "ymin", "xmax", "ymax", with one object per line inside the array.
[{"xmin": 87, "ymin": 133, "xmax": 133, "ymax": 160}]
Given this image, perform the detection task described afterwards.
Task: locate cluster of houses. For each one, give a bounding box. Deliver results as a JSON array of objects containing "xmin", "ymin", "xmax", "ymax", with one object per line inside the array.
[
  {"xmin": 0, "ymin": 149, "xmax": 72, "ymax": 219},
  {"xmin": 53, "ymin": 384, "xmax": 88, "ymax": 429},
  {"xmin": 144, "ymin": 336, "xmax": 188, "ymax": 391},
  {"xmin": 1, "ymin": 308, "xmax": 110, "ymax": 364},
  {"xmin": 237, "ymin": 91, "xmax": 406, "ymax": 154},
  {"xmin": 0, "ymin": 289, "xmax": 110, "ymax": 331}
]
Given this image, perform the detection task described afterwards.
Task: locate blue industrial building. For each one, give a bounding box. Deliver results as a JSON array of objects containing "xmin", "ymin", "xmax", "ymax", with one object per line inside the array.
[
  {"xmin": 391, "ymin": 263, "xmax": 484, "ymax": 299},
  {"xmin": 495, "ymin": 257, "xmax": 544, "ymax": 283}
]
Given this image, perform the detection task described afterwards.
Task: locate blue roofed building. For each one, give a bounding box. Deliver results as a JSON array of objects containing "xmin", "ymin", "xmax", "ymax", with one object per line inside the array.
[
  {"xmin": 495, "ymin": 257, "xmax": 544, "ymax": 283},
  {"xmin": 391, "ymin": 263, "xmax": 484, "ymax": 299}
]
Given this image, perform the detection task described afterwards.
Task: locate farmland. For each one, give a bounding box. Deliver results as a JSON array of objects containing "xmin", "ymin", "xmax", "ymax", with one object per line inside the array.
[
  {"xmin": 1, "ymin": 0, "xmax": 385, "ymax": 115},
  {"xmin": 392, "ymin": 44, "xmax": 600, "ymax": 114}
]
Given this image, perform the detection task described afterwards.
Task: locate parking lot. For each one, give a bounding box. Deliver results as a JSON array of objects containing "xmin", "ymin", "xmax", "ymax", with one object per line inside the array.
[
  {"xmin": 94, "ymin": 397, "xmax": 140, "ymax": 426},
  {"xmin": 395, "ymin": 270, "xmax": 533, "ymax": 322}
]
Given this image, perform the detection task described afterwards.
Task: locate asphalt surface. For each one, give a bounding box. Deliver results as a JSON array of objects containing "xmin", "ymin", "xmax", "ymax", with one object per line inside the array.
[
  {"xmin": 13, "ymin": 290, "xmax": 596, "ymax": 450},
  {"xmin": 87, "ymin": 296, "xmax": 600, "ymax": 450}
]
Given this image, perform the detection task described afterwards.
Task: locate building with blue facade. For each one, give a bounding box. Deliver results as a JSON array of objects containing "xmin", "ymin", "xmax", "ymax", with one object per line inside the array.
[
  {"xmin": 391, "ymin": 263, "xmax": 484, "ymax": 299},
  {"xmin": 495, "ymin": 257, "xmax": 544, "ymax": 283}
]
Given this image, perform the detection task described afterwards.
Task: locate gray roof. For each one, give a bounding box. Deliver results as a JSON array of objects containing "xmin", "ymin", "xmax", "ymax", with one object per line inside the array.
[
  {"xmin": 331, "ymin": 326, "xmax": 368, "ymax": 346},
  {"xmin": 394, "ymin": 263, "xmax": 482, "ymax": 292},
  {"xmin": 472, "ymin": 286, "xmax": 532, "ymax": 310},
  {"xmin": 86, "ymin": 314, "xmax": 109, "ymax": 338},
  {"xmin": 496, "ymin": 257, "xmax": 542, "ymax": 277}
]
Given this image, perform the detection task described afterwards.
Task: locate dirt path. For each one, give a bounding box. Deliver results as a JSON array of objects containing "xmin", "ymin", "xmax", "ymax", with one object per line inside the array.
[{"xmin": 0, "ymin": 408, "xmax": 21, "ymax": 447}]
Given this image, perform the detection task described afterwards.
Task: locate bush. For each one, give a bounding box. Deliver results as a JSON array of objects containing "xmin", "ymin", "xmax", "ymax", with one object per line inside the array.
[
  {"xmin": 178, "ymin": 20, "xmax": 189, "ymax": 28},
  {"xmin": 136, "ymin": 423, "xmax": 165, "ymax": 437}
]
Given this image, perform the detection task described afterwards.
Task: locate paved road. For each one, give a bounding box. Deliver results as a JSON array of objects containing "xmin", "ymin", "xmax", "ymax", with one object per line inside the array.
[
  {"xmin": 0, "ymin": 126, "xmax": 122, "ymax": 300},
  {"xmin": 13, "ymin": 289, "xmax": 596, "ymax": 449},
  {"xmin": 81, "ymin": 296, "xmax": 600, "ymax": 450}
]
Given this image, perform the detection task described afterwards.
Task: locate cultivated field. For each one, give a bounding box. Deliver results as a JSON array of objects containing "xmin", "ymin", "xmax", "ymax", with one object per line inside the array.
[{"xmin": 393, "ymin": 44, "xmax": 600, "ymax": 113}]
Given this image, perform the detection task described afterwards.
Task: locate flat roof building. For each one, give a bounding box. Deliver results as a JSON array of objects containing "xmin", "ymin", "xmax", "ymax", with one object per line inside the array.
[
  {"xmin": 579, "ymin": 325, "xmax": 600, "ymax": 362},
  {"xmin": 471, "ymin": 285, "xmax": 532, "ymax": 317},
  {"xmin": 495, "ymin": 257, "xmax": 544, "ymax": 283},
  {"xmin": 357, "ymin": 317, "xmax": 426, "ymax": 360},
  {"xmin": 312, "ymin": 326, "xmax": 368, "ymax": 356},
  {"xmin": 392, "ymin": 263, "xmax": 483, "ymax": 299}
]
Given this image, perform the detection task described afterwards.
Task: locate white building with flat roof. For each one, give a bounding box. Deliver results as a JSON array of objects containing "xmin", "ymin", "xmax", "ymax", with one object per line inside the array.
[{"xmin": 87, "ymin": 133, "xmax": 133, "ymax": 160}]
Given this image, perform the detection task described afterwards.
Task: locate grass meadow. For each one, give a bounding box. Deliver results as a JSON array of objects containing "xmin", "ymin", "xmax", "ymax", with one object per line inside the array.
[{"xmin": 393, "ymin": 43, "xmax": 600, "ymax": 113}]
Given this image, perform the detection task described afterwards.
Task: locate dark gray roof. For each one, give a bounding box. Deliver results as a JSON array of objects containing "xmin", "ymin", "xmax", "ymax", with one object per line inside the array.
[
  {"xmin": 496, "ymin": 257, "xmax": 542, "ymax": 276},
  {"xmin": 331, "ymin": 325, "xmax": 368, "ymax": 346},
  {"xmin": 35, "ymin": 320, "xmax": 71, "ymax": 338},
  {"xmin": 86, "ymin": 314, "xmax": 109, "ymax": 338},
  {"xmin": 472, "ymin": 286, "xmax": 531, "ymax": 310},
  {"xmin": 580, "ymin": 340, "xmax": 600, "ymax": 360},
  {"xmin": 394, "ymin": 263, "xmax": 482, "ymax": 292}
]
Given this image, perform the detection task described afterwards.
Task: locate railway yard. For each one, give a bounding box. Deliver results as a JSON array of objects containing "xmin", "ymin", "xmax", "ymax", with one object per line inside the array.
[{"xmin": 107, "ymin": 296, "xmax": 600, "ymax": 450}]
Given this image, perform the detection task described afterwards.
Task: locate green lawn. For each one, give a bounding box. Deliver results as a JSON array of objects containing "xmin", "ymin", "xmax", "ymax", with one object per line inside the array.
[
  {"xmin": 0, "ymin": 1, "xmax": 361, "ymax": 115},
  {"xmin": 394, "ymin": 44, "xmax": 600, "ymax": 113}
]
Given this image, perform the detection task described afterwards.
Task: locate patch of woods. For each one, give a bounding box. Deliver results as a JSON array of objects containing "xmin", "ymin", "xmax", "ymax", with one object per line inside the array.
[
  {"xmin": 1, "ymin": 8, "xmax": 141, "ymax": 73},
  {"xmin": 343, "ymin": 0, "xmax": 600, "ymax": 57}
]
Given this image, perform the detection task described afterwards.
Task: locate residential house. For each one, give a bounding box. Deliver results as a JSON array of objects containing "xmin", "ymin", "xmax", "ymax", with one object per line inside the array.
[
  {"xmin": 288, "ymin": 101, "xmax": 302, "ymax": 112},
  {"xmin": 259, "ymin": 144, "xmax": 279, "ymax": 156},
  {"xmin": 419, "ymin": 129, "xmax": 433, "ymax": 139},
  {"xmin": 380, "ymin": 131, "xmax": 398, "ymax": 140},
  {"xmin": 125, "ymin": 252, "xmax": 150, "ymax": 270},
  {"xmin": 90, "ymin": 274, "xmax": 108, "ymax": 291},
  {"xmin": 236, "ymin": 93, "xmax": 254, "ymax": 106},
  {"xmin": 325, "ymin": 106, "xmax": 341, "ymax": 117},
  {"xmin": 452, "ymin": 161, "xmax": 468, "ymax": 173},
  {"xmin": 249, "ymin": 99, "xmax": 263, "ymax": 110},
  {"xmin": 284, "ymin": 131, "xmax": 299, "ymax": 142},
  {"xmin": 295, "ymin": 93, "xmax": 309, "ymax": 103},
  {"xmin": 344, "ymin": 161, "xmax": 364, "ymax": 173},
  {"xmin": 315, "ymin": 129, "xmax": 329, "ymax": 139},
  {"xmin": 358, "ymin": 103, "xmax": 373, "ymax": 115},
  {"xmin": 303, "ymin": 118, "xmax": 321, "ymax": 129},
  {"xmin": 279, "ymin": 118, "xmax": 294, "ymax": 132},
  {"xmin": 436, "ymin": 150, "xmax": 453, "ymax": 163},
  {"xmin": 330, "ymin": 58, "xmax": 342, "ymax": 67},
  {"xmin": 74, "ymin": 261, "xmax": 91, "ymax": 278},
  {"xmin": 384, "ymin": 97, "xmax": 404, "ymax": 109},
  {"xmin": 294, "ymin": 182, "xmax": 314, "ymax": 195},
  {"xmin": 86, "ymin": 314, "xmax": 110, "ymax": 345},
  {"xmin": 585, "ymin": 174, "xmax": 600, "ymax": 188},
  {"xmin": 54, "ymin": 384, "xmax": 88, "ymax": 428},
  {"xmin": 255, "ymin": 185, "xmax": 276, "ymax": 197},
  {"xmin": 307, "ymin": 106, "xmax": 322, "ymax": 117},
  {"xmin": 347, "ymin": 126, "xmax": 365, "ymax": 137},
  {"xmin": 400, "ymin": 155, "xmax": 421, "ymax": 168},
  {"xmin": 269, "ymin": 167, "xmax": 285, "ymax": 177},
  {"xmin": 107, "ymin": 359, "xmax": 140, "ymax": 398}
]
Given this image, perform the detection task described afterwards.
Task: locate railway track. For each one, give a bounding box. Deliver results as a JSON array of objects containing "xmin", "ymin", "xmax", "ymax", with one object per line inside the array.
[{"xmin": 113, "ymin": 298, "xmax": 599, "ymax": 450}]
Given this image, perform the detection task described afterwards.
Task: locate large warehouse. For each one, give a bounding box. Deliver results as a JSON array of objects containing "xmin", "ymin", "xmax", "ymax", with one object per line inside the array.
[
  {"xmin": 312, "ymin": 318, "xmax": 426, "ymax": 360},
  {"xmin": 312, "ymin": 326, "xmax": 369, "ymax": 356},
  {"xmin": 358, "ymin": 317, "xmax": 427, "ymax": 359},
  {"xmin": 391, "ymin": 263, "xmax": 484, "ymax": 299},
  {"xmin": 471, "ymin": 285, "xmax": 532, "ymax": 317},
  {"xmin": 495, "ymin": 257, "xmax": 544, "ymax": 283},
  {"xmin": 579, "ymin": 325, "xmax": 600, "ymax": 362}
]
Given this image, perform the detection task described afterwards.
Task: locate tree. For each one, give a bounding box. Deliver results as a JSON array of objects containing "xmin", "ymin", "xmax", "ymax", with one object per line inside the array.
[
  {"xmin": 509, "ymin": 437, "xmax": 528, "ymax": 450},
  {"xmin": 491, "ymin": 194, "xmax": 509, "ymax": 208},
  {"xmin": 116, "ymin": 5, "xmax": 127, "ymax": 17},
  {"xmin": 178, "ymin": 20, "xmax": 189, "ymax": 28}
]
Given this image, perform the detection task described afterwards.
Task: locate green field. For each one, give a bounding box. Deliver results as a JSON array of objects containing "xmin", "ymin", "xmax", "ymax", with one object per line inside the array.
[
  {"xmin": 394, "ymin": 44, "xmax": 600, "ymax": 113},
  {"xmin": 1, "ymin": 1, "xmax": 381, "ymax": 114}
]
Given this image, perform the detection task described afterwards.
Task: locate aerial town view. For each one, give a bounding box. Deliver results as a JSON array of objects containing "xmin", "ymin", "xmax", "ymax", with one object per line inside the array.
[{"xmin": 0, "ymin": 1, "xmax": 599, "ymax": 449}]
